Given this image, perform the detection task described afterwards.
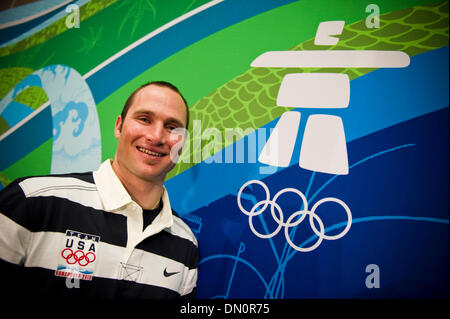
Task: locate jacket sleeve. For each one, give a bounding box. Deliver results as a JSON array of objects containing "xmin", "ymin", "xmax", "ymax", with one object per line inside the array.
[
  {"xmin": 0, "ymin": 179, "xmax": 32, "ymax": 266},
  {"xmin": 0, "ymin": 179, "xmax": 35, "ymax": 298},
  {"xmin": 180, "ymin": 238, "xmax": 199, "ymax": 298}
]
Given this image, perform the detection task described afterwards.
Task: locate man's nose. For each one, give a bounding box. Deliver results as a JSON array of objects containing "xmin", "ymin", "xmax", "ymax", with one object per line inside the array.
[{"xmin": 146, "ymin": 122, "xmax": 166, "ymax": 144}]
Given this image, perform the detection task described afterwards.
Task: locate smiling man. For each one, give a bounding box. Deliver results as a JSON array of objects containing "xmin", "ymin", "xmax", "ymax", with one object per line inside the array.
[
  {"xmin": 112, "ymin": 81, "xmax": 188, "ymax": 209},
  {"xmin": 0, "ymin": 81, "xmax": 198, "ymax": 299}
]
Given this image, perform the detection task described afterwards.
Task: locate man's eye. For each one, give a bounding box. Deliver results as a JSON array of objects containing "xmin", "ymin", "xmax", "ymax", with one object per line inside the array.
[{"xmin": 139, "ymin": 117, "xmax": 149, "ymax": 123}]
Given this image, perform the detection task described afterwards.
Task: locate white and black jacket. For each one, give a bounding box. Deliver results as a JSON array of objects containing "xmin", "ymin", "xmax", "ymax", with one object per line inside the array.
[{"xmin": 0, "ymin": 160, "xmax": 198, "ymax": 299}]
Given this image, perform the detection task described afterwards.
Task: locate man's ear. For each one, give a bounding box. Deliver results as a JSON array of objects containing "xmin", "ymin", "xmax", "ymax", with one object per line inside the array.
[{"xmin": 114, "ymin": 115, "xmax": 123, "ymax": 139}]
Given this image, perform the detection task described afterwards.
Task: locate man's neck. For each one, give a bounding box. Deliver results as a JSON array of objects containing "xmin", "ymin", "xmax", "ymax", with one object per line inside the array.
[{"xmin": 111, "ymin": 160, "xmax": 163, "ymax": 210}]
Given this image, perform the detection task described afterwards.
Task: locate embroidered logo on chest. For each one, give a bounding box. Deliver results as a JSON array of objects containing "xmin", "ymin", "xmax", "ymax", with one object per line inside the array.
[{"xmin": 55, "ymin": 230, "xmax": 100, "ymax": 281}]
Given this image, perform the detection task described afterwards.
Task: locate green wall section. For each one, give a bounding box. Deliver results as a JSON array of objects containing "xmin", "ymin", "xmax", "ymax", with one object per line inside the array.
[{"xmin": 2, "ymin": 138, "xmax": 52, "ymax": 180}]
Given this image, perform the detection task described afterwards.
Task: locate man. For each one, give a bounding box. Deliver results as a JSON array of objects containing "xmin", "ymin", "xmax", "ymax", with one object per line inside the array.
[{"xmin": 0, "ymin": 81, "xmax": 198, "ymax": 298}]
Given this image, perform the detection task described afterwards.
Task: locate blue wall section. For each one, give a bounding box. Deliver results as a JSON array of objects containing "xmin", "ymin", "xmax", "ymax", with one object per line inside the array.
[{"xmin": 195, "ymin": 108, "xmax": 448, "ymax": 298}]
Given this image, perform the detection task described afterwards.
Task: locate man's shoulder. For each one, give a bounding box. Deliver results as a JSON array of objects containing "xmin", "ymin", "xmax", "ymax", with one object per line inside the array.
[
  {"xmin": 35, "ymin": 171, "xmax": 95, "ymax": 183},
  {"xmin": 11, "ymin": 171, "xmax": 94, "ymax": 183},
  {"xmin": 170, "ymin": 209, "xmax": 199, "ymax": 247},
  {"xmin": 8, "ymin": 171, "xmax": 96, "ymax": 197}
]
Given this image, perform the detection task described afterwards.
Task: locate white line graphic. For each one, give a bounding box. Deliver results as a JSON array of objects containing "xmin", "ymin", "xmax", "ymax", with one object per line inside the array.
[{"xmin": 82, "ymin": 0, "xmax": 224, "ymax": 79}]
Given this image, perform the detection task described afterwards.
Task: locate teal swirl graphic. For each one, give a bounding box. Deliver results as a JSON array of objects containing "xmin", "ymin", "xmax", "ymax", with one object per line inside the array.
[{"xmin": 0, "ymin": 65, "xmax": 101, "ymax": 173}]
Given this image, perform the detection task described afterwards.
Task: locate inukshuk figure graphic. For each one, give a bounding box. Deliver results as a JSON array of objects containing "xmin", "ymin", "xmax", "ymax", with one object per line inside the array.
[{"xmin": 253, "ymin": 21, "xmax": 410, "ymax": 175}]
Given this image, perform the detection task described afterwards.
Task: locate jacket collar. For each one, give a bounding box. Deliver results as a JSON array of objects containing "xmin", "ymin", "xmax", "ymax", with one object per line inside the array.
[
  {"xmin": 93, "ymin": 160, "xmax": 173, "ymax": 229},
  {"xmin": 93, "ymin": 160, "xmax": 132, "ymax": 211}
]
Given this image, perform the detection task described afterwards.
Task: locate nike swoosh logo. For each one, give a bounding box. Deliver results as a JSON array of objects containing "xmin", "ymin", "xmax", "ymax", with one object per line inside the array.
[{"xmin": 163, "ymin": 268, "xmax": 179, "ymax": 277}]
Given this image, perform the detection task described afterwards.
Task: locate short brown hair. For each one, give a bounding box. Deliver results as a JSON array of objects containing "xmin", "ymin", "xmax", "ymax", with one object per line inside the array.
[{"xmin": 120, "ymin": 81, "xmax": 189, "ymax": 130}]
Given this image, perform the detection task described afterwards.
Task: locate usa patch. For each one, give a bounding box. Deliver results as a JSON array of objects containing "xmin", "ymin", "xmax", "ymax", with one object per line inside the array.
[{"xmin": 55, "ymin": 230, "xmax": 100, "ymax": 281}]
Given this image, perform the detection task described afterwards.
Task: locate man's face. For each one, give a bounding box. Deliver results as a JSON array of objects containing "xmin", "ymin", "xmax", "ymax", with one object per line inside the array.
[{"xmin": 113, "ymin": 85, "xmax": 187, "ymax": 184}]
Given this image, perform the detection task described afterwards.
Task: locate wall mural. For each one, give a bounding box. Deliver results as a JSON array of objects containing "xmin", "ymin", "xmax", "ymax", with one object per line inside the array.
[{"xmin": 0, "ymin": 0, "xmax": 448, "ymax": 298}]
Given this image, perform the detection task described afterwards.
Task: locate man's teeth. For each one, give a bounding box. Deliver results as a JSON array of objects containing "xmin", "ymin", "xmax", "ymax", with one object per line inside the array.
[{"xmin": 137, "ymin": 147, "xmax": 163, "ymax": 157}]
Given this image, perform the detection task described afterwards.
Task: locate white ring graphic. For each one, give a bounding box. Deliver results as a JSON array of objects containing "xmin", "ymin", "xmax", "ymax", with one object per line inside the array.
[
  {"xmin": 249, "ymin": 200, "xmax": 284, "ymax": 239},
  {"xmin": 309, "ymin": 197, "xmax": 352, "ymax": 240},
  {"xmin": 237, "ymin": 180, "xmax": 352, "ymax": 252},
  {"xmin": 237, "ymin": 179, "xmax": 270, "ymax": 216},
  {"xmin": 285, "ymin": 210, "xmax": 324, "ymax": 252},
  {"xmin": 272, "ymin": 187, "xmax": 308, "ymax": 227}
]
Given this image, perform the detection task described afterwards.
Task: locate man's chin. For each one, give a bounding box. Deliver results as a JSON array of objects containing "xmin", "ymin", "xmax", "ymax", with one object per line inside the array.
[{"xmin": 136, "ymin": 167, "xmax": 170, "ymax": 183}]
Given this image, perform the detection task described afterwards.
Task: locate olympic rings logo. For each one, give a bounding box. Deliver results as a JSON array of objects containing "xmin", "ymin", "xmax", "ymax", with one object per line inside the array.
[
  {"xmin": 237, "ymin": 180, "xmax": 352, "ymax": 252},
  {"xmin": 61, "ymin": 248, "xmax": 96, "ymax": 267}
]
